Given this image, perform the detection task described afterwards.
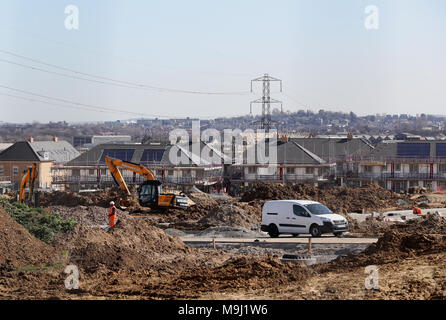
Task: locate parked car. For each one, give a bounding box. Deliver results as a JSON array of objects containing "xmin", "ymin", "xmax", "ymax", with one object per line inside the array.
[{"xmin": 261, "ymin": 200, "xmax": 349, "ymax": 238}]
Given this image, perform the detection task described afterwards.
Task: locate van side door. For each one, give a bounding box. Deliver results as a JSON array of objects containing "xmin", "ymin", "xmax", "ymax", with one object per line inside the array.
[{"xmin": 292, "ymin": 204, "xmax": 311, "ymax": 233}]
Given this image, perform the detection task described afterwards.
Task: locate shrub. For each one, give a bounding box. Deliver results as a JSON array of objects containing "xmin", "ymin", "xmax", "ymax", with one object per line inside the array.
[{"xmin": 0, "ymin": 198, "xmax": 76, "ymax": 243}]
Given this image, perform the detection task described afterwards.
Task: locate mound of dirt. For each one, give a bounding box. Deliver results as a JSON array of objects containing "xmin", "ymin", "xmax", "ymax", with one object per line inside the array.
[
  {"xmin": 39, "ymin": 187, "xmax": 142, "ymax": 209},
  {"xmin": 320, "ymin": 218, "xmax": 446, "ymax": 272},
  {"xmin": 187, "ymin": 192, "xmax": 219, "ymax": 209},
  {"xmin": 49, "ymin": 205, "xmax": 132, "ymax": 226},
  {"xmin": 394, "ymin": 213, "xmax": 446, "ymax": 234},
  {"xmin": 348, "ymin": 216, "xmax": 394, "ymax": 237},
  {"xmin": 53, "ymin": 218, "xmax": 191, "ymax": 273},
  {"xmin": 0, "ymin": 208, "xmax": 56, "ymax": 270},
  {"xmin": 146, "ymin": 255, "xmax": 310, "ymax": 298},
  {"xmin": 197, "ymin": 203, "xmax": 260, "ymax": 230},
  {"xmin": 241, "ymin": 182, "xmax": 408, "ymax": 213}
]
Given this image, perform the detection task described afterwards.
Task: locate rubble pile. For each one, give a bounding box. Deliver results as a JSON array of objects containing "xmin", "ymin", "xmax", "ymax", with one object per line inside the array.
[
  {"xmin": 348, "ymin": 216, "xmax": 394, "ymax": 237},
  {"xmin": 241, "ymin": 182, "xmax": 408, "ymax": 213},
  {"xmin": 197, "ymin": 203, "xmax": 260, "ymax": 230},
  {"xmin": 396, "ymin": 213, "xmax": 446, "ymax": 234},
  {"xmin": 320, "ymin": 214, "xmax": 446, "ymax": 271}
]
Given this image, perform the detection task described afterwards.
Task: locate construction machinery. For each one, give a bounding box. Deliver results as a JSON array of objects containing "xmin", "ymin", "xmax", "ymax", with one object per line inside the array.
[
  {"xmin": 105, "ymin": 156, "xmax": 189, "ymax": 209},
  {"xmin": 19, "ymin": 163, "xmax": 37, "ymax": 204}
]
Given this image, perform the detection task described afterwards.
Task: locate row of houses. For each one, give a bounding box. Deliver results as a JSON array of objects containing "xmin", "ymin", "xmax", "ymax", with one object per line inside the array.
[{"xmin": 2, "ymin": 135, "xmax": 446, "ymax": 194}]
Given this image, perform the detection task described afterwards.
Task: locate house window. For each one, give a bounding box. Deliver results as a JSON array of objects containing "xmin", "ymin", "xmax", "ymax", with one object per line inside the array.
[
  {"xmin": 13, "ymin": 167, "xmax": 19, "ymax": 176},
  {"xmin": 364, "ymin": 166, "xmax": 372, "ymax": 173},
  {"xmin": 286, "ymin": 167, "xmax": 295, "ymax": 174},
  {"xmin": 167, "ymin": 170, "xmax": 174, "ymax": 176},
  {"xmin": 248, "ymin": 167, "xmax": 256, "ymax": 174},
  {"xmin": 305, "ymin": 167, "xmax": 313, "ymax": 175},
  {"xmin": 395, "ymin": 164, "xmax": 401, "ymax": 171},
  {"xmin": 439, "ymin": 164, "xmax": 446, "ymax": 173},
  {"xmin": 183, "ymin": 169, "xmax": 191, "ymax": 177},
  {"xmin": 0, "ymin": 166, "xmax": 4, "ymax": 176},
  {"xmin": 89, "ymin": 169, "xmax": 95, "ymax": 175},
  {"xmin": 409, "ymin": 164, "xmax": 419, "ymax": 173}
]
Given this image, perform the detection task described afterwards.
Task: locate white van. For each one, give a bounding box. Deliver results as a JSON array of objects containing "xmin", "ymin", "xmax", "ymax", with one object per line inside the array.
[{"xmin": 261, "ymin": 200, "xmax": 349, "ymax": 238}]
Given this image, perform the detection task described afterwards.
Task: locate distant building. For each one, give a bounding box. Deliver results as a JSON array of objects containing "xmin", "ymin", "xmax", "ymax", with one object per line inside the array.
[
  {"xmin": 231, "ymin": 137, "xmax": 335, "ymax": 189},
  {"xmin": 343, "ymin": 140, "xmax": 446, "ymax": 192},
  {"xmin": 72, "ymin": 135, "xmax": 132, "ymax": 148},
  {"xmin": 53, "ymin": 142, "xmax": 226, "ymax": 191},
  {"xmin": 0, "ymin": 137, "xmax": 79, "ymax": 189}
]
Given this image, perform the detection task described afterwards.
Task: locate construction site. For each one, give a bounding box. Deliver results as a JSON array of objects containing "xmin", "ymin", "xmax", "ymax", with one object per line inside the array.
[
  {"xmin": 0, "ymin": 181, "xmax": 445, "ymax": 300},
  {"xmin": 1, "ymin": 0, "xmax": 445, "ymax": 305}
]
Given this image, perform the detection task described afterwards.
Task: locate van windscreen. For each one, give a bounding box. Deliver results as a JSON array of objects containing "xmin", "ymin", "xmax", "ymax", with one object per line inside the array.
[{"xmin": 304, "ymin": 203, "xmax": 333, "ymax": 215}]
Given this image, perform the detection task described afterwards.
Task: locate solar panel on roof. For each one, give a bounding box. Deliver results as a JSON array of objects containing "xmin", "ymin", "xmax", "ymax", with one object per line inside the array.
[
  {"xmin": 140, "ymin": 149, "xmax": 164, "ymax": 162},
  {"xmin": 100, "ymin": 149, "xmax": 135, "ymax": 162},
  {"xmin": 397, "ymin": 143, "xmax": 430, "ymax": 157},
  {"xmin": 436, "ymin": 143, "xmax": 446, "ymax": 157}
]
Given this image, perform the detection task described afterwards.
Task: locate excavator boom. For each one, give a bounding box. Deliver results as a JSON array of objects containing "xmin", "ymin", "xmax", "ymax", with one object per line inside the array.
[
  {"xmin": 19, "ymin": 163, "xmax": 37, "ymax": 203},
  {"xmin": 104, "ymin": 156, "xmax": 188, "ymax": 209}
]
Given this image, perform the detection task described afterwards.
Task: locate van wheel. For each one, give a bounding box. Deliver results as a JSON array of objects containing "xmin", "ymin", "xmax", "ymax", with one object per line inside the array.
[
  {"xmin": 334, "ymin": 232, "xmax": 344, "ymax": 237},
  {"xmin": 310, "ymin": 225, "xmax": 321, "ymax": 238},
  {"xmin": 268, "ymin": 224, "xmax": 279, "ymax": 238},
  {"xmin": 292, "ymin": 234, "xmax": 299, "ymax": 237}
]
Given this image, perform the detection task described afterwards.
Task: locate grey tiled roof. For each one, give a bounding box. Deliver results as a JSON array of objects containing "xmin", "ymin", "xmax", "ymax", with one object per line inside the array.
[
  {"xmin": 66, "ymin": 142, "xmax": 227, "ymax": 167},
  {"xmin": 290, "ymin": 138, "xmax": 374, "ymax": 160},
  {"xmin": 370, "ymin": 140, "xmax": 446, "ymax": 159},
  {"xmin": 29, "ymin": 141, "xmax": 80, "ymax": 163},
  {"xmin": 243, "ymin": 140, "xmax": 328, "ymax": 165},
  {"xmin": 0, "ymin": 141, "xmax": 79, "ymax": 163}
]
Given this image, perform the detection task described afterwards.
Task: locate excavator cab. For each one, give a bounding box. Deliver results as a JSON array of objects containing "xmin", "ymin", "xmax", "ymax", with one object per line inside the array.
[
  {"xmin": 105, "ymin": 156, "xmax": 189, "ymax": 209},
  {"xmin": 138, "ymin": 180, "xmax": 163, "ymax": 207}
]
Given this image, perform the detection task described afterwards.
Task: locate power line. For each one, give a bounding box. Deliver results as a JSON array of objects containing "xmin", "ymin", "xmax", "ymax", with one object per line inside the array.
[
  {"xmin": 0, "ymin": 58, "xmax": 157, "ymax": 92},
  {"xmin": 0, "ymin": 92, "xmax": 111, "ymax": 114},
  {"xmin": 281, "ymin": 92, "xmax": 310, "ymax": 109},
  {"xmin": 0, "ymin": 49, "xmax": 251, "ymax": 95},
  {"xmin": 0, "ymin": 84, "xmax": 190, "ymax": 118}
]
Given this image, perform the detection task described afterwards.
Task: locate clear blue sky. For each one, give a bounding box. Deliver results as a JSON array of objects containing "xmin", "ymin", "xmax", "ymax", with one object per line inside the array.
[{"xmin": 0, "ymin": 0, "xmax": 445, "ymax": 123}]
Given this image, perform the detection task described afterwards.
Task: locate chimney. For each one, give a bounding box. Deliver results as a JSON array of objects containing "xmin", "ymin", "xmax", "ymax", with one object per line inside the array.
[
  {"xmin": 280, "ymin": 135, "xmax": 289, "ymax": 143},
  {"xmin": 53, "ymin": 136, "xmax": 58, "ymax": 142},
  {"xmin": 347, "ymin": 132, "xmax": 353, "ymax": 140},
  {"xmin": 28, "ymin": 136, "xmax": 34, "ymax": 143}
]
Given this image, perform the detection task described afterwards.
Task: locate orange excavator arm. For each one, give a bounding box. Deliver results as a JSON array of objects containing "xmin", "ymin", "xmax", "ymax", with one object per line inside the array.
[
  {"xmin": 104, "ymin": 156, "xmax": 157, "ymax": 196},
  {"xmin": 19, "ymin": 163, "xmax": 37, "ymax": 203}
]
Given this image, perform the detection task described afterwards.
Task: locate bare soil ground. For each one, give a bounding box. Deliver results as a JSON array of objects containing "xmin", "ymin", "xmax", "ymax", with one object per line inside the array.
[{"xmin": 1, "ymin": 184, "xmax": 445, "ymax": 300}]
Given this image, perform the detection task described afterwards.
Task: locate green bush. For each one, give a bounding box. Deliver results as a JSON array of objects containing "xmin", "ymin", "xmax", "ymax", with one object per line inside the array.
[{"xmin": 0, "ymin": 198, "xmax": 76, "ymax": 243}]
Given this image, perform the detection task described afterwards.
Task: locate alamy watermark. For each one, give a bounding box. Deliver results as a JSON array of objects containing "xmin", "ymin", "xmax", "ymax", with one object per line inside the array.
[
  {"xmin": 64, "ymin": 264, "xmax": 80, "ymax": 290},
  {"xmin": 168, "ymin": 120, "xmax": 278, "ymax": 171},
  {"xmin": 65, "ymin": 5, "xmax": 79, "ymax": 30},
  {"xmin": 364, "ymin": 5, "xmax": 379, "ymax": 30},
  {"xmin": 365, "ymin": 265, "xmax": 379, "ymax": 290}
]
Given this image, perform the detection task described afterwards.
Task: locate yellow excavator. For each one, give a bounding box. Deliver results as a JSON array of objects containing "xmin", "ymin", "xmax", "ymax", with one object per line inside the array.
[
  {"xmin": 19, "ymin": 163, "xmax": 37, "ymax": 203},
  {"xmin": 104, "ymin": 156, "xmax": 188, "ymax": 209}
]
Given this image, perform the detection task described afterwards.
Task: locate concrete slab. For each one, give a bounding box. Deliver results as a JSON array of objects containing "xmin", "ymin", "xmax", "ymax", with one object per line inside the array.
[{"xmin": 181, "ymin": 237, "xmax": 378, "ymax": 244}]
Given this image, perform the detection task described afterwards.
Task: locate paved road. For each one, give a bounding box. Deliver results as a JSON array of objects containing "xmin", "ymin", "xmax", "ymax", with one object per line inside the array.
[{"xmin": 181, "ymin": 236, "xmax": 378, "ymax": 244}]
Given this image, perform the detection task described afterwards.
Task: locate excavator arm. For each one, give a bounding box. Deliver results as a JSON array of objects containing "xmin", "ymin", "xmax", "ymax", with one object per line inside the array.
[
  {"xmin": 104, "ymin": 156, "xmax": 188, "ymax": 209},
  {"xmin": 104, "ymin": 156, "xmax": 157, "ymax": 196},
  {"xmin": 19, "ymin": 163, "xmax": 37, "ymax": 203}
]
